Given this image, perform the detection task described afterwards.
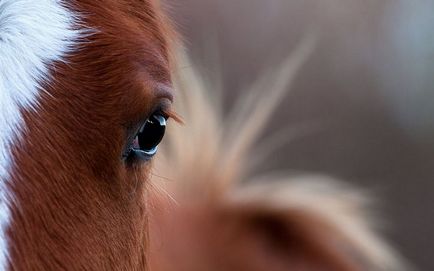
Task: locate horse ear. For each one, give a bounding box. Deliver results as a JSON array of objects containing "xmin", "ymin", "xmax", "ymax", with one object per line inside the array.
[
  {"xmin": 216, "ymin": 206, "xmax": 360, "ymax": 271},
  {"xmin": 150, "ymin": 177, "xmax": 405, "ymax": 271},
  {"xmin": 212, "ymin": 179, "xmax": 407, "ymax": 271}
]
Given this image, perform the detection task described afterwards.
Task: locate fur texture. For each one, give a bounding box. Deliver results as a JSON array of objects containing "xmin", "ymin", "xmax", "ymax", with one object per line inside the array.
[
  {"xmin": 0, "ymin": 1, "xmax": 408, "ymax": 270},
  {"xmin": 0, "ymin": 0, "xmax": 79, "ymax": 268},
  {"xmin": 149, "ymin": 42, "xmax": 407, "ymax": 270},
  {"xmin": 2, "ymin": 0, "xmax": 175, "ymax": 269}
]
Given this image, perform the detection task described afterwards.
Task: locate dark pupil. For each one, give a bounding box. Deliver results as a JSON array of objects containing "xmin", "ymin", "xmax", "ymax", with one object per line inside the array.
[{"xmin": 137, "ymin": 114, "xmax": 166, "ymax": 151}]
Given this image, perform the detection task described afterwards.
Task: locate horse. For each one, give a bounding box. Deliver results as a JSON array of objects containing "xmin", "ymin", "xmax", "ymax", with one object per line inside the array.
[
  {"xmin": 0, "ymin": 0, "xmax": 175, "ymax": 269},
  {"xmin": 1, "ymin": 0, "xmax": 407, "ymax": 270}
]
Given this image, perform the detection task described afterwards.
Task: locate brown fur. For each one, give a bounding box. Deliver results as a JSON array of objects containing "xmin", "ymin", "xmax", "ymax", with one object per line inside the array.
[
  {"xmin": 5, "ymin": 1, "xmax": 407, "ymax": 270},
  {"xmin": 8, "ymin": 0, "xmax": 175, "ymax": 269}
]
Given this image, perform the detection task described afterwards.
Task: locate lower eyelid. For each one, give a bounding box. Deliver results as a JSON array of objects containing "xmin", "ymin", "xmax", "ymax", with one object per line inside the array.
[
  {"xmin": 132, "ymin": 137, "xmax": 140, "ymax": 149},
  {"xmin": 130, "ymin": 149, "xmax": 154, "ymax": 162}
]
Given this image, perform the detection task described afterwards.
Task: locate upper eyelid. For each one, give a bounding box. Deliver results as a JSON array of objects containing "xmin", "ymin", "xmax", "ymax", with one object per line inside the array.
[
  {"xmin": 123, "ymin": 97, "xmax": 171, "ymax": 128},
  {"xmin": 152, "ymin": 99, "xmax": 172, "ymax": 118},
  {"xmin": 154, "ymin": 82, "xmax": 174, "ymax": 103}
]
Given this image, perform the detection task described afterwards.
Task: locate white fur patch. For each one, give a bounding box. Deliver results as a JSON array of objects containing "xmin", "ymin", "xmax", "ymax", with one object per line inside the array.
[{"xmin": 0, "ymin": 0, "xmax": 80, "ymax": 268}]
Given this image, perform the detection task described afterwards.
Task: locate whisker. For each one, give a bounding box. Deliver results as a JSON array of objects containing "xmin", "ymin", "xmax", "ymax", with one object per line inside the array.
[
  {"xmin": 149, "ymin": 178, "xmax": 179, "ymax": 207},
  {"xmin": 150, "ymin": 171, "xmax": 175, "ymax": 183},
  {"xmin": 128, "ymin": 169, "xmax": 140, "ymax": 200}
]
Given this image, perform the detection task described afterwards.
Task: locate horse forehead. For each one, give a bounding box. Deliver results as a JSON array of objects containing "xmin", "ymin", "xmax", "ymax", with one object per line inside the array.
[
  {"xmin": 0, "ymin": 0, "xmax": 79, "ymax": 157},
  {"xmin": 0, "ymin": 0, "xmax": 79, "ymax": 268},
  {"xmin": 80, "ymin": 0, "xmax": 171, "ymax": 54}
]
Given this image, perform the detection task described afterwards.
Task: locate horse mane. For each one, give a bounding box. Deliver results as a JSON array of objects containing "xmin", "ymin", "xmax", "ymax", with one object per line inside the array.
[{"xmin": 149, "ymin": 39, "xmax": 408, "ymax": 270}]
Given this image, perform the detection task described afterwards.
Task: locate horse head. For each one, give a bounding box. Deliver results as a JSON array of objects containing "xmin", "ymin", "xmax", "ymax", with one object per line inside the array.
[{"xmin": 0, "ymin": 0, "xmax": 174, "ymax": 269}]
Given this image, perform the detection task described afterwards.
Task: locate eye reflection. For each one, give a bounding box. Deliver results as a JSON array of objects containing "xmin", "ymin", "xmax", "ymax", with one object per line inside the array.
[{"xmin": 125, "ymin": 114, "xmax": 167, "ymax": 161}]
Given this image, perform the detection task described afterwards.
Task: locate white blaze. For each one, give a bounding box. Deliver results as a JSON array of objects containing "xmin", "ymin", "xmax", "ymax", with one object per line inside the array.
[{"xmin": 0, "ymin": 0, "xmax": 79, "ymax": 268}]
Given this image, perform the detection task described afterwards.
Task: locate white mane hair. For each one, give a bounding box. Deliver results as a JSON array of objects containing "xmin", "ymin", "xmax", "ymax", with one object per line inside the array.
[{"xmin": 152, "ymin": 37, "xmax": 409, "ymax": 270}]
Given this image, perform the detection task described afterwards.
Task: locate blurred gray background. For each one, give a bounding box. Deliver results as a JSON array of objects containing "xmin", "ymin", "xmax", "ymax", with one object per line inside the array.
[{"xmin": 166, "ymin": 1, "xmax": 434, "ymax": 269}]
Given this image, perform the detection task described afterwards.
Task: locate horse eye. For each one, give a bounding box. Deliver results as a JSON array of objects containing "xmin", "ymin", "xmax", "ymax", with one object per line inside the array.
[{"xmin": 126, "ymin": 114, "xmax": 166, "ymax": 161}]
